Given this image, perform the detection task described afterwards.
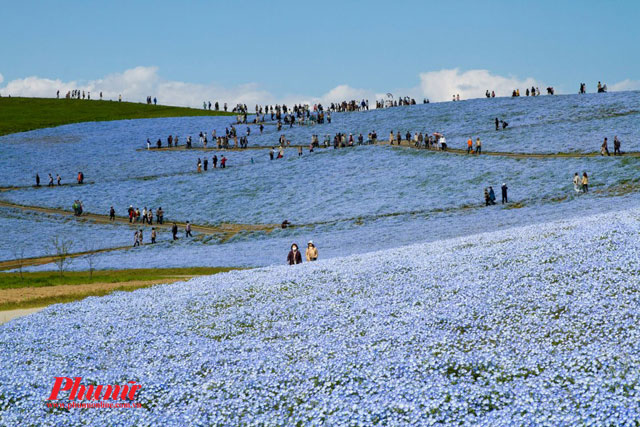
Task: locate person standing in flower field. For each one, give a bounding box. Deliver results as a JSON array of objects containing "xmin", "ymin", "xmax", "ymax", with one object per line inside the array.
[
  {"xmin": 156, "ymin": 207, "xmax": 163, "ymax": 224},
  {"xmin": 573, "ymin": 173, "xmax": 581, "ymax": 193},
  {"xmin": 582, "ymin": 172, "xmax": 589, "ymax": 192},
  {"xmin": 501, "ymin": 183, "xmax": 508, "ymax": 204},
  {"xmin": 287, "ymin": 243, "xmax": 302, "ymax": 265},
  {"xmin": 614, "ymin": 136, "xmax": 622, "ymax": 155},
  {"xmin": 306, "ymin": 241, "xmax": 318, "ymax": 261}
]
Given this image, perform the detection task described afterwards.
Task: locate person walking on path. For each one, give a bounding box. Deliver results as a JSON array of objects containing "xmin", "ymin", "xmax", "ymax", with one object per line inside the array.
[
  {"xmin": 501, "ymin": 183, "xmax": 508, "ymax": 204},
  {"xmin": 306, "ymin": 241, "xmax": 318, "ymax": 261},
  {"xmin": 484, "ymin": 188, "xmax": 492, "ymax": 206},
  {"xmin": 35, "ymin": 173, "xmax": 40, "ymax": 187},
  {"xmin": 614, "ymin": 136, "xmax": 622, "ymax": 155},
  {"xmin": 220, "ymin": 156, "xmax": 227, "ymax": 168},
  {"xmin": 109, "ymin": 206, "xmax": 115, "ymax": 221},
  {"xmin": 56, "ymin": 174, "xmax": 61, "ymax": 186},
  {"xmin": 475, "ymin": 137, "xmax": 482, "ymax": 154},
  {"xmin": 213, "ymin": 155, "xmax": 218, "ymax": 168},
  {"xmin": 157, "ymin": 207, "xmax": 164, "ymax": 224},
  {"xmin": 467, "ymin": 138, "xmax": 473, "ymax": 154},
  {"xmin": 133, "ymin": 230, "xmax": 140, "ymax": 247},
  {"xmin": 489, "ymin": 186, "xmax": 496, "ymax": 204},
  {"xmin": 185, "ymin": 221, "xmax": 193, "ymax": 237},
  {"xmin": 48, "ymin": 174, "xmax": 54, "ymax": 187},
  {"xmin": 287, "ymin": 243, "xmax": 303, "ymax": 265},
  {"xmin": 582, "ymin": 172, "xmax": 589, "ymax": 192},
  {"xmin": 172, "ymin": 223, "xmax": 178, "ymax": 240},
  {"xmin": 573, "ymin": 173, "xmax": 581, "ymax": 193},
  {"xmin": 601, "ymin": 138, "xmax": 610, "ymax": 156},
  {"xmin": 197, "ymin": 158, "xmax": 202, "ymax": 173},
  {"xmin": 151, "ymin": 228, "xmax": 156, "ymax": 244}
]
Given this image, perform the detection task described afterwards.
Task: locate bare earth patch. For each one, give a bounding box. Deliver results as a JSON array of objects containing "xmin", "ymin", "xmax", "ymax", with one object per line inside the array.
[{"xmin": 0, "ymin": 277, "xmax": 192, "ymax": 307}]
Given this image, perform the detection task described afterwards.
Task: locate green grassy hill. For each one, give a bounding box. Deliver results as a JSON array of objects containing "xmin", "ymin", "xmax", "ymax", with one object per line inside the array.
[{"xmin": 0, "ymin": 97, "xmax": 235, "ymax": 136}]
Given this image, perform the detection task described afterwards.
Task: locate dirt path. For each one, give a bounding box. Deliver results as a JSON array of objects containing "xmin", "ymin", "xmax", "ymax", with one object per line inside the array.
[
  {"xmin": 0, "ymin": 307, "xmax": 44, "ymax": 325},
  {"xmin": 0, "ymin": 245, "xmax": 131, "ymax": 271},
  {"xmin": 0, "ymin": 182, "xmax": 96, "ymax": 192},
  {"xmin": 376, "ymin": 140, "xmax": 640, "ymax": 159},
  {"xmin": 0, "ymin": 277, "xmax": 193, "ymax": 307},
  {"xmin": 0, "ymin": 199, "xmax": 279, "ymax": 241},
  {"xmin": 137, "ymin": 144, "xmax": 307, "ymax": 152}
]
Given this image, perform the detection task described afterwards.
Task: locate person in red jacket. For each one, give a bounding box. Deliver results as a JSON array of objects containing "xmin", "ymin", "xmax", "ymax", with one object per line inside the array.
[
  {"xmin": 220, "ymin": 156, "xmax": 227, "ymax": 168},
  {"xmin": 287, "ymin": 243, "xmax": 302, "ymax": 265}
]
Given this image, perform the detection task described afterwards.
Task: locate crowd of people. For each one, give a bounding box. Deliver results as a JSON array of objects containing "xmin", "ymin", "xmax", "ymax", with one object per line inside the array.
[
  {"xmin": 34, "ymin": 173, "xmax": 61, "ymax": 187},
  {"xmin": 147, "ymin": 126, "xmax": 258, "ymax": 150},
  {"xmin": 127, "ymin": 206, "xmax": 164, "ymax": 224},
  {"xmin": 375, "ymin": 97, "xmax": 417, "ymax": 108},
  {"xmin": 510, "ymin": 87, "xmax": 541, "ymax": 97},
  {"xmin": 37, "ymin": 86, "xmax": 626, "ymax": 260},
  {"xmin": 388, "ymin": 130, "xmax": 449, "ymax": 150},
  {"xmin": 34, "ymin": 171, "xmax": 84, "ymax": 187},
  {"xmin": 57, "ymin": 89, "xmax": 105, "ymax": 100},
  {"xmin": 196, "ymin": 155, "xmax": 226, "ymax": 171}
]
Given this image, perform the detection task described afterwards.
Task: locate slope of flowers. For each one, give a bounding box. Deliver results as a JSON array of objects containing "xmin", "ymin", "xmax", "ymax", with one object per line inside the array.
[{"xmin": 1, "ymin": 207, "xmax": 640, "ymax": 425}]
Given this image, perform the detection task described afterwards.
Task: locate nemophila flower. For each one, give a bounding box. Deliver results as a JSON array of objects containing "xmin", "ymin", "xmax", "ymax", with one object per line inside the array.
[{"xmin": 1, "ymin": 208, "xmax": 640, "ymax": 424}]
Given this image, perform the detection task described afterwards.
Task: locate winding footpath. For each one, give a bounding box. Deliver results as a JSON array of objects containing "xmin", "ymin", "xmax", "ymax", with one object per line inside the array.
[
  {"xmin": 0, "ymin": 199, "xmax": 279, "ymax": 240},
  {"xmin": 375, "ymin": 139, "xmax": 640, "ymax": 158}
]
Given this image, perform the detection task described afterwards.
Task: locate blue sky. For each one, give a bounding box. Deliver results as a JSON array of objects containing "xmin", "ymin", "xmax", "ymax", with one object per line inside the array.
[{"xmin": 1, "ymin": 0, "xmax": 639, "ymax": 105}]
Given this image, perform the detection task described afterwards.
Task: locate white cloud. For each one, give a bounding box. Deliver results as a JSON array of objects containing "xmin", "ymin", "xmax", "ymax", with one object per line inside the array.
[
  {"xmin": 0, "ymin": 66, "xmax": 544, "ymax": 107},
  {"xmin": 609, "ymin": 79, "xmax": 640, "ymax": 92},
  {"xmin": 418, "ymin": 68, "xmax": 540, "ymax": 102},
  {"xmin": 0, "ymin": 66, "xmax": 376, "ymax": 108},
  {"xmin": 0, "ymin": 66, "xmax": 277, "ymax": 108}
]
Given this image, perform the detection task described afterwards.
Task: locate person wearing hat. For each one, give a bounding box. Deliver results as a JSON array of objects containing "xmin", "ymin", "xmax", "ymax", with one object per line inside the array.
[
  {"xmin": 501, "ymin": 183, "xmax": 508, "ymax": 204},
  {"xmin": 287, "ymin": 243, "xmax": 302, "ymax": 265},
  {"xmin": 306, "ymin": 241, "xmax": 318, "ymax": 262}
]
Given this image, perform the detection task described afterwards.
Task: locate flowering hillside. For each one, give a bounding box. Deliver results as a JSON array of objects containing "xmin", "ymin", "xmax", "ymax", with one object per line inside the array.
[{"xmin": 1, "ymin": 206, "xmax": 639, "ymax": 425}]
